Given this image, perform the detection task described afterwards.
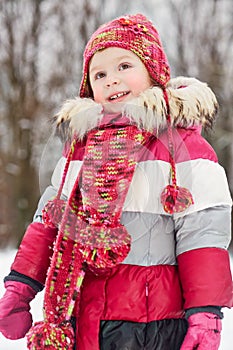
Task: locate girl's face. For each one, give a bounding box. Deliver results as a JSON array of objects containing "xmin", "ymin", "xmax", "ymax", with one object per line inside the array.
[{"xmin": 89, "ymin": 47, "xmax": 152, "ymax": 113}]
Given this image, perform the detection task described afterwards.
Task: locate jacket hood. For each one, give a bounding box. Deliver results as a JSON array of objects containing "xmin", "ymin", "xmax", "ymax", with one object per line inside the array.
[{"xmin": 54, "ymin": 76, "xmax": 219, "ymax": 141}]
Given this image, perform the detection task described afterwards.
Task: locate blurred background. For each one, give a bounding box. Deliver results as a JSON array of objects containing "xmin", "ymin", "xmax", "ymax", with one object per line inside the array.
[{"xmin": 0, "ymin": 0, "xmax": 232, "ymax": 249}]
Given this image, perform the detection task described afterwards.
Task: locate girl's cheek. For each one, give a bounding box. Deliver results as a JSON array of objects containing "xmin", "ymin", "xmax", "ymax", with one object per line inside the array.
[{"xmin": 93, "ymin": 91, "xmax": 103, "ymax": 103}]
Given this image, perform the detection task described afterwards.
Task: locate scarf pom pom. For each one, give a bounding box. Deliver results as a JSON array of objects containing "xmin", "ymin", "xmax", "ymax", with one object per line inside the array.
[
  {"xmin": 80, "ymin": 242, "xmax": 131, "ymax": 274},
  {"xmin": 161, "ymin": 184, "xmax": 194, "ymax": 214},
  {"xmin": 26, "ymin": 321, "xmax": 74, "ymax": 350},
  {"xmin": 42, "ymin": 199, "xmax": 66, "ymax": 228},
  {"xmin": 77, "ymin": 223, "xmax": 131, "ymax": 274}
]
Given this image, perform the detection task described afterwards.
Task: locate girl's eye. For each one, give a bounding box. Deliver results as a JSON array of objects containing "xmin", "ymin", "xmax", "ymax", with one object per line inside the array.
[
  {"xmin": 94, "ymin": 72, "xmax": 106, "ymax": 80},
  {"xmin": 119, "ymin": 63, "xmax": 131, "ymax": 71}
]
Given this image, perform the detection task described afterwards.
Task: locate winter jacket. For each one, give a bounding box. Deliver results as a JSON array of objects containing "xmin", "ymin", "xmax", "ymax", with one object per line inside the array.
[{"xmin": 6, "ymin": 77, "xmax": 232, "ymax": 349}]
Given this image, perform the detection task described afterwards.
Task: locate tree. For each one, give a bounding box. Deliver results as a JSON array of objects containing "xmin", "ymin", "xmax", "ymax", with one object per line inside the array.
[
  {"xmin": 163, "ymin": 0, "xmax": 233, "ymax": 247},
  {"xmin": 0, "ymin": 0, "xmax": 103, "ymax": 247},
  {"xmin": 163, "ymin": 0, "xmax": 233, "ymax": 185},
  {"xmin": 1, "ymin": 0, "xmax": 232, "ymax": 247},
  {"xmin": 0, "ymin": 0, "xmax": 45, "ymax": 246}
]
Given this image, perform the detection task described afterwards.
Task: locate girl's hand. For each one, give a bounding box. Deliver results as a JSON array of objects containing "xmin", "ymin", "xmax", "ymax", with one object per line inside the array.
[
  {"xmin": 0, "ymin": 281, "xmax": 37, "ymax": 339},
  {"xmin": 180, "ymin": 312, "xmax": 222, "ymax": 350}
]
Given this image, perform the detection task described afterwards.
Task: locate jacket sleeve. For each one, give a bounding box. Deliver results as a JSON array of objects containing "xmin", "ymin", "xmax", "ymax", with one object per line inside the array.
[
  {"xmin": 175, "ymin": 205, "xmax": 232, "ymax": 309},
  {"xmin": 5, "ymin": 222, "xmax": 57, "ymax": 287},
  {"xmin": 172, "ymin": 129, "xmax": 233, "ymax": 309}
]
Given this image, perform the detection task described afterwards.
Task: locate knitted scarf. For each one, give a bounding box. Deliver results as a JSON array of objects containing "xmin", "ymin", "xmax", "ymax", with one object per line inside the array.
[
  {"xmin": 26, "ymin": 124, "xmax": 148, "ymax": 349},
  {"xmin": 27, "ymin": 107, "xmax": 194, "ymax": 349}
]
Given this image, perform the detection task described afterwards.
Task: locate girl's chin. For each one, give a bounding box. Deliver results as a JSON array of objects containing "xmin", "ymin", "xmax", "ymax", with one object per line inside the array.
[{"xmin": 102, "ymin": 102, "xmax": 125, "ymax": 114}]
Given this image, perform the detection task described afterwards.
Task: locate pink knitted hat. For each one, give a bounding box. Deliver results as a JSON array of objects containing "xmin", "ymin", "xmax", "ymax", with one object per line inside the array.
[{"xmin": 79, "ymin": 13, "xmax": 170, "ymax": 98}]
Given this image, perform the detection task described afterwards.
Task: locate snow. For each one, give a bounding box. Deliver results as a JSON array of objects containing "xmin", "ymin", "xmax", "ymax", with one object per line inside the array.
[{"xmin": 0, "ymin": 249, "xmax": 233, "ymax": 349}]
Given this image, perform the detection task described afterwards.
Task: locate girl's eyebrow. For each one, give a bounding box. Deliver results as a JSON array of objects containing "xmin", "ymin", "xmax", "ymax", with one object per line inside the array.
[
  {"xmin": 115, "ymin": 55, "xmax": 134, "ymax": 61},
  {"xmin": 89, "ymin": 65, "xmax": 104, "ymax": 74}
]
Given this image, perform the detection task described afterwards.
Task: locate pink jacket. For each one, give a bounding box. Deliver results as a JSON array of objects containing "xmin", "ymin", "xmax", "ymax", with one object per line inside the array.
[{"xmin": 8, "ymin": 77, "xmax": 233, "ymax": 349}]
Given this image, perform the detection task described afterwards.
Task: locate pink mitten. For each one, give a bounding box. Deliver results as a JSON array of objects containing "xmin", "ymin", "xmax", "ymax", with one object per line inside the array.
[
  {"xmin": 180, "ymin": 312, "xmax": 222, "ymax": 350},
  {"xmin": 0, "ymin": 281, "xmax": 37, "ymax": 339}
]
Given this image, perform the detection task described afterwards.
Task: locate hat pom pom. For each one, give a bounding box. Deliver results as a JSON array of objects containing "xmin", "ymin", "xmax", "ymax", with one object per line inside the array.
[
  {"xmin": 42, "ymin": 199, "xmax": 66, "ymax": 228},
  {"xmin": 27, "ymin": 321, "xmax": 74, "ymax": 350},
  {"xmin": 161, "ymin": 185, "xmax": 194, "ymax": 214}
]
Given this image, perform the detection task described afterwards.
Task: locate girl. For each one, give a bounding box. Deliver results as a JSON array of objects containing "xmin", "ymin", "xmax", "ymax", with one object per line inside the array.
[{"xmin": 0, "ymin": 13, "xmax": 232, "ymax": 350}]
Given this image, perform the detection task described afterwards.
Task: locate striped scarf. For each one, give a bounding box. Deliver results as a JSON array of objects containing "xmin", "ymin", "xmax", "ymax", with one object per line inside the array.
[{"xmin": 27, "ymin": 124, "xmax": 147, "ymax": 349}]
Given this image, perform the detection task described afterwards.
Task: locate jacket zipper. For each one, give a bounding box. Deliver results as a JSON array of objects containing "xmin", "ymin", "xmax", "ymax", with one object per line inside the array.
[{"xmin": 145, "ymin": 281, "xmax": 149, "ymax": 297}]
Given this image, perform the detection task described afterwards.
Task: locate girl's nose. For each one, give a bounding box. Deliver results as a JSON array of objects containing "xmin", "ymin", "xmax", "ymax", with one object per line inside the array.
[{"xmin": 105, "ymin": 75, "xmax": 120, "ymax": 87}]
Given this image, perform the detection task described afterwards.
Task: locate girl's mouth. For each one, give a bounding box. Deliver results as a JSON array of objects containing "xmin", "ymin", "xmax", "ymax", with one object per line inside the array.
[{"xmin": 108, "ymin": 91, "xmax": 130, "ymax": 101}]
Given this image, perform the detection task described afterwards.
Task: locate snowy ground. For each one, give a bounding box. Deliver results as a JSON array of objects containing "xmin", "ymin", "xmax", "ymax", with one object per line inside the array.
[{"xmin": 0, "ymin": 249, "xmax": 233, "ymax": 349}]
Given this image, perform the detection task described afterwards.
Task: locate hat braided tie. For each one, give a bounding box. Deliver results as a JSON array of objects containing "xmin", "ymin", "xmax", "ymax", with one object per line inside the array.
[{"xmin": 160, "ymin": 88, "xmax": 194, "ymax": 213}]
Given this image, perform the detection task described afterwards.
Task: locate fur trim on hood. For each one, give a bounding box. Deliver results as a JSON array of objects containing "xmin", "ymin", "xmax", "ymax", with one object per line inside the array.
[{"xmin": 54, "ymin": 77, "xmax": 218, "ymax": 141}]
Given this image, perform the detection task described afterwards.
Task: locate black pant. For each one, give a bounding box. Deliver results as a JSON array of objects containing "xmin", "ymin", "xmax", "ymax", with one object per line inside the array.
[{"xmin": 100, "ymin": 319, "xmax": 188, "ymax": 350}]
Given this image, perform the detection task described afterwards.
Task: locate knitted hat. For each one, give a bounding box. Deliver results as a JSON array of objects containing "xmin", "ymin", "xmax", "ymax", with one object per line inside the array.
[{"xmin": 79, "ymin": 13, "xmax": 170, "ymax": 98}]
